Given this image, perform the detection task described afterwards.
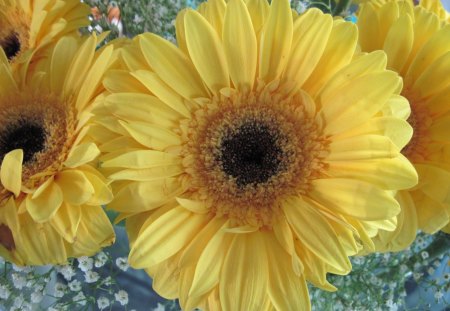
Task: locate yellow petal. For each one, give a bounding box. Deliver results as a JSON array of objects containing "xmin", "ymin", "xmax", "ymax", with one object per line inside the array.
[
  {"xmin": 26, "ymin": 178, "xmax": 63, "ymax": 223},
  {"xmin": 415, "ymin": 164, "xmax": 450, "ymax": 205},
  {"xmin": 413, "ymin": 51, "xmax": 450, "ymax": 99},
  {"xmin": 108, "ymin": 165, "xmax": 184, "ymax": 181},
  {"xmin": 310, "ymin": 178, "xmax": 400, "ymax": 220},
  {"xmin": 75, "ymin": 45, "xmax": 113, "ymax": 111},
  {"xmin": 283, "ymin": 8, "xmax": 332, "ymax": 88},
  {"xmin": 333, "ymin": 116, "xmax": 413, "ymax": 151},
  {"xmin": 103, "ymin": 69, "xmax": 148, "ymax": 93},
  {"xmin": 50, "ymin": 202, "xmax": 81, "ymax": 243},
  {"xmin": 129, "ymin": 207, "xmax": 207, "ymax": 268},
  {"xmin": 185, "ymin": 219, "xmax": 230, "ymax": 297},
  {"xmin": 64, "ymin": 142, "xmax": 100, "ymax": 168},
  {"xmin": 327, "ymin": 135, "xmax": 399, "ymax": 161},
  {"xmin": 78, "ymin": 167, "xmax": 113, "ymax": 205},
  {"xmin": 245, "ymin": 0, "xmax": 270, "ymax": 36},
  {"xmin": 223, "ymin": 0, "xmax": 257, "ymax": 90},
  {"xmin": 357, "ymin": 3, "xmax": 382, "ymax": 52},
  {"xmin": 327, "ymin": 156, "xmax": 418, "ymax": 190},
  {"xmin": 55, "ymin": 169, "xmax": 95, "ymax": 205},
  {"xmin": 67, "ymin": 205, "xmax": 115, "ymax": 257},
  {"xmin": 258, "ymin": 0, "xmax": 293, "ymax": 82},
  {"xmin": 406, "ymin": 24, "xmax": 450, "ymax": 88},
  {"xmin": 119, "ymin": 120, "xmax": 181, "ymax": 151},
  {"xmin": 63, "ymin": 35, "xmax": 96, "ymax": 96},
  {"xmin": 0, "ymin": 149, "xmax": 23, "ymax": 197},
  {"xmin": 303, "ymin": 21, "xmax": 357, "ymax": 96},
  {"xmin": 272, "ymin": 217, "xmax": 303, "ymax": 276},
  {"xmin": 412, "ymin": 190, "xmax": 449, "ymax": 234},
  {"xmin": 283, "ymin": 196, "xmax": 351, "ymax": 272},
  {"xmin": 131, "ymin": 70, "xmax": 191, "ymax": 117},
  {"xmin": 383, "ymin": 14, "xmax": 414, "ymax": 72},
  {"xmin": 265, "ymin": 233, "xmax": 310, "ymax": 311},
  {"xmin": 176, "ymin": 197, "xmax": 211, "ymax": 214},
  {"xmin": 200, "ymin": 0, "xmax": 227, "ymax": 38},
  {"xmin": 101, "ymin": 150, "xmax": 180, "ymax": 169},
  {"xmin": 139, "ymin": 33, "xmax": 208, "ymax": 99},
  {"xmin": 429, "ymin": 115, "xmax": 450, "ymax": 142},
  {"xmin": 108, "ymin": 178, "xmax": 184, "ymax": 213},
  {"xmin": 50, "ymin": 36, "xmax": 78, "ymax": 93},
  {"xmin": 321, "ymin": 71, "xmax": 402, "ymax": 135},
  {"xmin": 20, "ymin": 214, "xmax": 67, "ymax": 265},
  {"xmin": 105, "ymin": 92, "xmax": 183, "ymax": 128},
  {"xmin": 220, "ymin": 233, "xmax": 269, "ymax": 311},
  {"xmin": 184, "ymin": 10, "xmax": 230, "ymax": 93}
]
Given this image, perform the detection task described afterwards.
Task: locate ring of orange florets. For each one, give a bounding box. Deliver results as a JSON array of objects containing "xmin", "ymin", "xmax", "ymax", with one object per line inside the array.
[
  {"xmin": 0, "ymin": 92, "xmax": 78, "ymax": 202},
  {"xmin": 401, "ymin": 91, "xmax": 433, "ymax": 162},
  {"xmin": 179, "ymin": 90, "xmax": 329, "ymax": 227}
]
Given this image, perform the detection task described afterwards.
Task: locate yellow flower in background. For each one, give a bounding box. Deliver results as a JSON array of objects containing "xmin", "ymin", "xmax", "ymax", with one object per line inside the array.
[
  {"xmin": 0, "ymin": 35, "xmax": 116, "ymax": 265},
  {"xmin": 96, "ymin": 0, "xmax": 417, "ymax": 309},
  {"xmin": 356, "ymin": 0, "xmax": 449, "ymax": 23},
  {"xmin": 0, "ymin": 0, "xmax": 90, "ymax": 70},
  {"xmin": 358, "ymin": 0, "xmax": 450, "ymax": 251}
]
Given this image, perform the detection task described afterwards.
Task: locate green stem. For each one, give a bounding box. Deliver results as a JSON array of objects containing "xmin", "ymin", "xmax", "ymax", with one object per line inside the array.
[{"xmin": 308, "ymin": 0, "xmax": 332, "ymax": 14}]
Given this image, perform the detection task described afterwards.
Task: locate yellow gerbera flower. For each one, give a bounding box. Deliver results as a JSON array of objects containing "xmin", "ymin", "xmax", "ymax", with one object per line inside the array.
[
  {"xmin": 96, "ymin": 0, "xmax": 417, "ymax": 309},
  {"xmin": 358, "ymin": 0, "xmax": 450, "ymax": 249},
  {"xmin": 0, "ymin": 34, "xmax": 116, "ymax": 265},
  {"xmin": 0, "ymin": 0, "xmax": 90, "ymax": 69}
]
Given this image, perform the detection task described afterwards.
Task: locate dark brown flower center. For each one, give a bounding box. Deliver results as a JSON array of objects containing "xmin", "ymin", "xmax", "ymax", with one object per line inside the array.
[
  {"xmin": 0, "ymin": 120, "xmax": 46, "ymax": 163},
  {"xmin": 0, "ymin": 32, "xmax": 21, "ymax": 61},
  {"xmin": 218, "ymin": 121, "xmax": 284, "ymax": 187}
]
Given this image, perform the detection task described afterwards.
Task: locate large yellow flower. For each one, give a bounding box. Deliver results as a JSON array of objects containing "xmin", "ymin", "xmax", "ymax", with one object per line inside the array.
[
  {"xmin": 0, "ymin": 34, "xmax": 116, "ymax": 265},
  {"xmin": 96, "ymin": 0, "xmax": 417, "ymax": 309},
  {"xmin": 358, "ymin": 0, "xmax": 450, "ymax": 250},
  {"xmin": 0, "ymin": 0, "xmax": 90, "ymax": 70}
]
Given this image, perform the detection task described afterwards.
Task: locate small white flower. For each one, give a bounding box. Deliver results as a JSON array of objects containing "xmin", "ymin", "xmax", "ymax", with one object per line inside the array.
[
  {"xmin": 413, "ymin": 272, "xmax": 423, "ymax": 281},
  {"xmin": 13, "ymin": 294, "xmax": 24, "ymax": 308},
  {"xmin": 74, "ymin": 291, "xmax": 87, "ymax": 306},
  {"xmin": 31, "ymin": 291, "xmax": 44, "ymax": 303},
  {"xmin": 103, "ymin": 276, "xmax": 113, "ymax": 286},
  {"xmin": 97, "ymin": 296, "xmax": 110, "ymax": 310},
  {"xmin": 433, "ymin": 260, "xmax": 441, "ymax": 268},
  {"xmin": 68, "ymin": 279, "xmax": 82, "ymax": 292},
  {"xmin": 421, "ymin": 251, "xmax": 429, "ymax": 260},
  {"xmin": 59, "ymin": 265, "xmax": 76, "ymax": 281},
  {"xmin": 78, "ymin": 256, "xmax": 94, "ymax": 272},
  {"xmin": 427, "ymin": 267, "xmax": 435, "ymax": 275},
  {"xmin": 94, "ymin": 24, "xmax": 104, "ymax": 33},
  {"xmin": 152, "ymin": 303, "xmax": 166, "ymax": 311},
  {"xmin": 12, "ymin": 264, "xmax": 32, "ymax": 273},
  {"xmin": 11, "ymin": 273, "xmax": 27, "ymax": 289},
  {"xmin": 84, "ymin": 270, "xmax": 100, "ymax": 283},
  {"xmin": 434, "ymin": 290, "xmax": 444, "ymax": 302},
  {"xmin": 54, "ymin": 282, "xmax": 67, "ymax": 298},
  {"xmin": 115, "ymin": 290, "xmax": 129, "ymax": 306},
  {"xmin": 0, "ymin": 284, "xmax": 10, "ymax": 299},
  {"xmin": 115, "ymin": 257, "xmax": 129, "ymax": 271},
  {"xmin": 443, "ymin": 273, "xmax": 450, "ymax": 282},
  {"xmin": 385, "ymin": 299, "xmax": 398, "ymax": 311},
  {"xmin": 95, "ymin": 251, "xmax": 108, "ymax": 268},
  {"xmin": 133, "ymin": 14, "xmax": 144, "ymax": 24}
]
